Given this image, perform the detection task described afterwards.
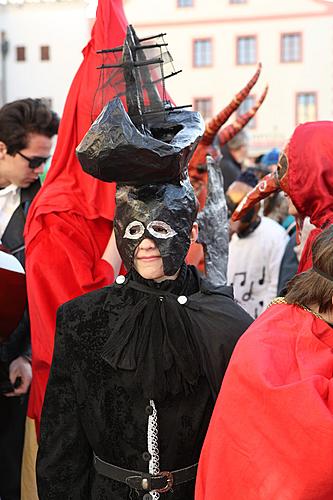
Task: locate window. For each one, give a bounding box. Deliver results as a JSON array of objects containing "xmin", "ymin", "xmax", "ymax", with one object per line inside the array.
[
  {"xmin": 281, "ymin": 33, "xmax": 301, "ymax": 62},
  {"xmin": 40, "ymin": 45, "xmax": 50, "ymax": 61},
  {"xmin": 236, "ymin": 36, "xmax": 256, "ymax": 65},
  {"xmin": 177, "ymin": 0, "xmax": 193, "ymax": 6},
  {"xmin": 296, "ymin": 93, "xmax": 317, "ymax": 124},
  {"xmin": 194, "ymin": 98, "xmax": 212, "ymax": 119},
  {"xmin": 16, "ymin": 46, "xmax": 26, "ymax": 62},
  {"xmin": 237, "ymin": 95, "xmax": 256, "ymax": 129},
  {"xmin": 193, "ymin": 39, "xmax": 212, "ymax": 67}
]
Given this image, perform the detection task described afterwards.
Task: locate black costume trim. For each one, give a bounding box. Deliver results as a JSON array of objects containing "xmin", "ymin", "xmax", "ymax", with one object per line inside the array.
[
  {"xmin": 93, "ymin": 453, "xmax": 197, "ymax": 493},
  {"xmin": 102, "ymin": 265, "xmax": 253, "ymax": 401},
  {"xmin": 101, "ymin": 265, "xmax": 202, "ymax": 400}
]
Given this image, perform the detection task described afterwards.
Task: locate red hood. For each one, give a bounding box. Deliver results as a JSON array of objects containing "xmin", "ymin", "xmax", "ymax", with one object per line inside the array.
[
  {"xmin": 24, "ymin": 0, "xmax": 128, "ymax": 248},
  {"xmin": 231, "ymin": 121, "xmax": 333, "ymax": 272},
  {"xmin": 232, "ymin": 121, "xmax": 333, "ymax": 230},
  {"xmin": 288, "ymin": 121, "xmax": 333, "ymax": 228}
]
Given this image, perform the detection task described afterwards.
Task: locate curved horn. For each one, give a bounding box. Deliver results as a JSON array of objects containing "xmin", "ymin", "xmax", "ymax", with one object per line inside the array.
[
  {"xmin": 231, "ymin": 172, "xmax": 279, "ymax": 221},
  {"xmin": 219, "ymin": 84, "xmax": 268, "ymax": 146},
  {"xmin": 201, "ymin": 63, "xmax": 262, "ymax": 146}
]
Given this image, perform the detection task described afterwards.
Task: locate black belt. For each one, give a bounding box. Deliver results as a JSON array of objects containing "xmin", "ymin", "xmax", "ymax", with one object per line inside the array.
[{"xmin": 93, "ymin": 453, "xmax": 197, "ymax": 494}]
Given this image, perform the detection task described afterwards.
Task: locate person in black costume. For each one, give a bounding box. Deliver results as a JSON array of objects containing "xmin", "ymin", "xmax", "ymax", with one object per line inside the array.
[
  {"xmin": 37, "ymin": 26, "xmax": 252, "ymax": 500},
  {"xmin": 0, "ymin": 98, "xmax": 59, "ymax": 500}
]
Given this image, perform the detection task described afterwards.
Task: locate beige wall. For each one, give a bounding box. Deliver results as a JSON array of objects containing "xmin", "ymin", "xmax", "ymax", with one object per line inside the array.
[
  {"xmin": 0, "ymin": 0, "xmax": 89, "ymax": 114},
  {"xmin": 1, "ymin": 0, "xmax": 332, "ymax": 153},
  {"xmin": 124, "ymin": 0, "xmax": 333, "ymax": 153},
  {"xmin": 125, "ymin": 0, "xmax": 328, "ymax": 23}
]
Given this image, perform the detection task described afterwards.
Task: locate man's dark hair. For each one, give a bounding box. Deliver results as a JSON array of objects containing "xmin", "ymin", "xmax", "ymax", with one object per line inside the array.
[
  {"xmin": 237, "ymin": 168, "xmax": 258, "ymax": 188},
  {"xmin": 0, "ymin": 98, "xmax": 60, "ymax": 155},
  {"xmin": 285, "ymin": 225, "xmax": 333, "ymax": 313}
]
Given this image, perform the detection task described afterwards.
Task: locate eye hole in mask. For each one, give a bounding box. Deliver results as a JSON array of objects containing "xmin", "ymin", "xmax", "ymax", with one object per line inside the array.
[
  {"xmin": 147, "ymin": 221, "xmax": 177, "ymax": 240},
  {"xmin": 124, "ymin": 221, "xmax": 145, "ymax": 240},
  {"xmin": 276, "ymin": 153, "xmax": 288, "ymax": 180}
]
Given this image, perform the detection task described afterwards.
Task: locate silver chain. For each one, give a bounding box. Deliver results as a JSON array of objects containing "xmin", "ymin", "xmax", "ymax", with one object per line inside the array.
[{"xmin": 147, "ymin": 399, "xmax": 160, "ymax": 500}]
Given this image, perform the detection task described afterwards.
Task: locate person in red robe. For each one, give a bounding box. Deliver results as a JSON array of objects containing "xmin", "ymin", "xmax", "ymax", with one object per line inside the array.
[
  {"xmin": 195, "ymin": 224, "xmax": 333, "ymax": 500},
  {"xmin": 24, "ymin": 0, "xmax": 128, "ymax": 436},
  {"xmin": 231, "ymin": 121, "xmax": 333, "ymax": 273}
]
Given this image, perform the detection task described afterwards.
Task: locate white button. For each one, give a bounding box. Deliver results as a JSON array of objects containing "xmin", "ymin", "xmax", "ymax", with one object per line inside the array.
[
  {"xmin": 177, "ymin": 295, "xmax": 188, "ymax": 305},
  {"xmin": 115, "ymin": 275, "xmax": 126, "ymax": 285}
]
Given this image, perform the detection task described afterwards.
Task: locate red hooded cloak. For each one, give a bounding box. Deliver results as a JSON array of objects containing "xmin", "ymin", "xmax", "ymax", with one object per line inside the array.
[
  {"xmin": 231, "ymin": 121, "xmax": 333, "ymax": 272},
  {"xmin": 287, "ymin": 122, "xmax": 333, "ymax": 271},
  {"xmin": 24, "ymin": 0, "xmax": 128, "ymax": 433},
  {"xmin": 195, "ymin": 302, "xmax": 333, "ymax": 500}
]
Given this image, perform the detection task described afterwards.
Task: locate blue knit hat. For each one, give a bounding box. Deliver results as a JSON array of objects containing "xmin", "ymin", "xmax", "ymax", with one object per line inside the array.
[{"xmin": 260, "ymin": 147, "xmax": 280, "ymax": 167}]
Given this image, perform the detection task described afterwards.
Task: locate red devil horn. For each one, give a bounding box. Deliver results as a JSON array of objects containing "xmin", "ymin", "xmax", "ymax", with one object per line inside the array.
[
  {"xmin": 231, "ymin": 172, "xmax": 279, "ymax": 221},
  {"xmin": 219, "ymin": 84, "xmax": 268, "ymax": 146},
  {"xmin": 201, "ymin": 63, "xmax": 262, "ymax": 146}
]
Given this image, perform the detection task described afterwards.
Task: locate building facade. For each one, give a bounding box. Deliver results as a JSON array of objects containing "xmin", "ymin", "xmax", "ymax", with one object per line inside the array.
[
  {"xmin": 1, "ymin": 0, "xmax": 333, "ymax": 152},
  {"xmin": 124, "ymin": 0, "xmax": 333, "ymax": 152},
  {"xmin": 0, "ymin": 0, "xmax": 90, "ymax": 114}
]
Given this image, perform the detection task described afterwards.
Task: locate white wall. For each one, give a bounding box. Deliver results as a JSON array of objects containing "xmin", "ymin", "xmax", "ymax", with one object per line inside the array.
[{"xmin": 0, "ymin": 0, "xmax": 90, "ymax": 115}]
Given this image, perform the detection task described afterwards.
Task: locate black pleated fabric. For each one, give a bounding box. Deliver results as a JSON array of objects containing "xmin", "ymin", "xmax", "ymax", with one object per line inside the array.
[{"xmin": 102, "ymin": 265, "xmax": 203, "ymax": 400}]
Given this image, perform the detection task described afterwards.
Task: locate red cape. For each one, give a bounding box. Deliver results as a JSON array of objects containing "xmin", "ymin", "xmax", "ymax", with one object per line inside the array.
[
  {"xmin": 196, "ymin": 303, "xmax": 333, "ymax": 500},
  {"xmin": 24, "ymin": 0, "xmax": 128, "ymax": 433}
]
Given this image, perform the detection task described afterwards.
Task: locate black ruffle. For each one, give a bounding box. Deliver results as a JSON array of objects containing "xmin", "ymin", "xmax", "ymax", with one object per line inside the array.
[{"xmin": 101, "ymin": 265, "xmax": 202, "ymax": 400}]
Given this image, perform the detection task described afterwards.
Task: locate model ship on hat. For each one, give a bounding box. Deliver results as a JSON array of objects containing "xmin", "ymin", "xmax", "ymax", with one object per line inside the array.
[{"xmin": 77, "ymin": 24, "xmax": 204, "ymax": 186}]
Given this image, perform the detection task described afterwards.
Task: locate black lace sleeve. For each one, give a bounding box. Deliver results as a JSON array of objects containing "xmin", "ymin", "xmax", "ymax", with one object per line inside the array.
[{"xmin": 36, "ymin": 306, "xmax": 91, "ymax": 499}]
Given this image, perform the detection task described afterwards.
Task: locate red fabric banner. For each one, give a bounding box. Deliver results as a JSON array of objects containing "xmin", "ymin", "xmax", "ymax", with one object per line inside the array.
[{"xmin": 24, "ymin": 0, "xmax": 128, "ymax": 433}]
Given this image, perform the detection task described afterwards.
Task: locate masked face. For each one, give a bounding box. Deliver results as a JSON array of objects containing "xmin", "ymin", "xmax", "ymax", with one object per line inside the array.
[{"xmin": 114, "ymin": 179, "xmax": 198, "ymax": 276}]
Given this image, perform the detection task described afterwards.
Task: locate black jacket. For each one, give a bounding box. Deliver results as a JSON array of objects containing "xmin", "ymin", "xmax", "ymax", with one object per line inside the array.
[
  {"xmin": 37, "ymin": 268, "xmax": 252, "ymax": 499},
  {"xmin": 277, "ymin": 231, "xmax": 298, "ymax": 296},
  {"xmin": 219, "ymin": 145, "xmax": 242, "ymax": 192}
]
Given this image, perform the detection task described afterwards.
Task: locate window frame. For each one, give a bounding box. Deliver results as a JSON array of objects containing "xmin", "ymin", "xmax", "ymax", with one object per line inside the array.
[
  {"xmin": 177, "ymin": 0, "xmax": 193, "ymax": 7},
  {"xmin": 40, "ymin": 45, "xmax": 50, "ymax": 61},
  {"xmin": 236, "ymin": 94, "xmax": 257, "ymax": 129},
  {"xmin": 193, "ymin": 97, "xmax": 213, "ymax": 120},
  {"xmin": 236, "ymin": 35, "xmax": 257, "ymax": 65},
  {"xmin": 280, "ymin": 32, "xmax": 302, "ymax": 63},
  {"xmin": 193, "ymin": 38, "xmax": 213, "ymax": 68},
  {"xmin": 16, "ymin": 46, "xmax": 26, "ymax": 62},
  {"xmin": 295, "ymin": 92, "xmax": 317, "ymax": 125}
]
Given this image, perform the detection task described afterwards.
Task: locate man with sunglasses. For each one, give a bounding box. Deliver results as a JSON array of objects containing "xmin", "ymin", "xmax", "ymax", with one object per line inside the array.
[{"xmin": 0, "ymin": 97, "xmax": 59, "ymax": 500}]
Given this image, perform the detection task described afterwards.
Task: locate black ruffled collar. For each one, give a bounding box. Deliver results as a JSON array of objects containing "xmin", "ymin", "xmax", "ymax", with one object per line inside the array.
[{"xmin": 102, "ymin": 264, "xmax": 202, "ymax": 401}]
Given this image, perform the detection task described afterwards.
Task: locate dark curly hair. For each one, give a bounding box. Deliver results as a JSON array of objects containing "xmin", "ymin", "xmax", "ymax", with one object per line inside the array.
[{"xmin": 0, "ymin": 98, "xmax": 60, "ymax": 155}]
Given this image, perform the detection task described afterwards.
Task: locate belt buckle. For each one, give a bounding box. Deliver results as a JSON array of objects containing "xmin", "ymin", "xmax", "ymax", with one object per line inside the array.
[{"xmin": 154, "ymin": 471, "xmax": 174, "ymax": 493}]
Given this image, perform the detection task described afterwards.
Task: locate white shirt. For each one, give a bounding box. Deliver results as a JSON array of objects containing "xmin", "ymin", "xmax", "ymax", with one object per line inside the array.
[
  {"xmin": 228, "ymin": 216, "xmax": 289, "ymax": 318},
  {"xmin": 0, "ymin": 249, "xmax": 24, "ymax": 273},
  {"xmin": 0, "ymin": 184, "xmax": 21, "ymax": 241}
]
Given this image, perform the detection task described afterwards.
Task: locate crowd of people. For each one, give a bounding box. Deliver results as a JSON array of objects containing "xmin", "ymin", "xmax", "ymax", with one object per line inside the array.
[{"xmin": 1, "ymin": 0, "xmax": 333, "ymax": 499}]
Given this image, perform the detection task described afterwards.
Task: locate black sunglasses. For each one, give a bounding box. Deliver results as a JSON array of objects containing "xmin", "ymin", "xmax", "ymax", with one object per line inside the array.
[{"xmin": 17, "ymin": 151, "xmax": 50, "ymax": 170}]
